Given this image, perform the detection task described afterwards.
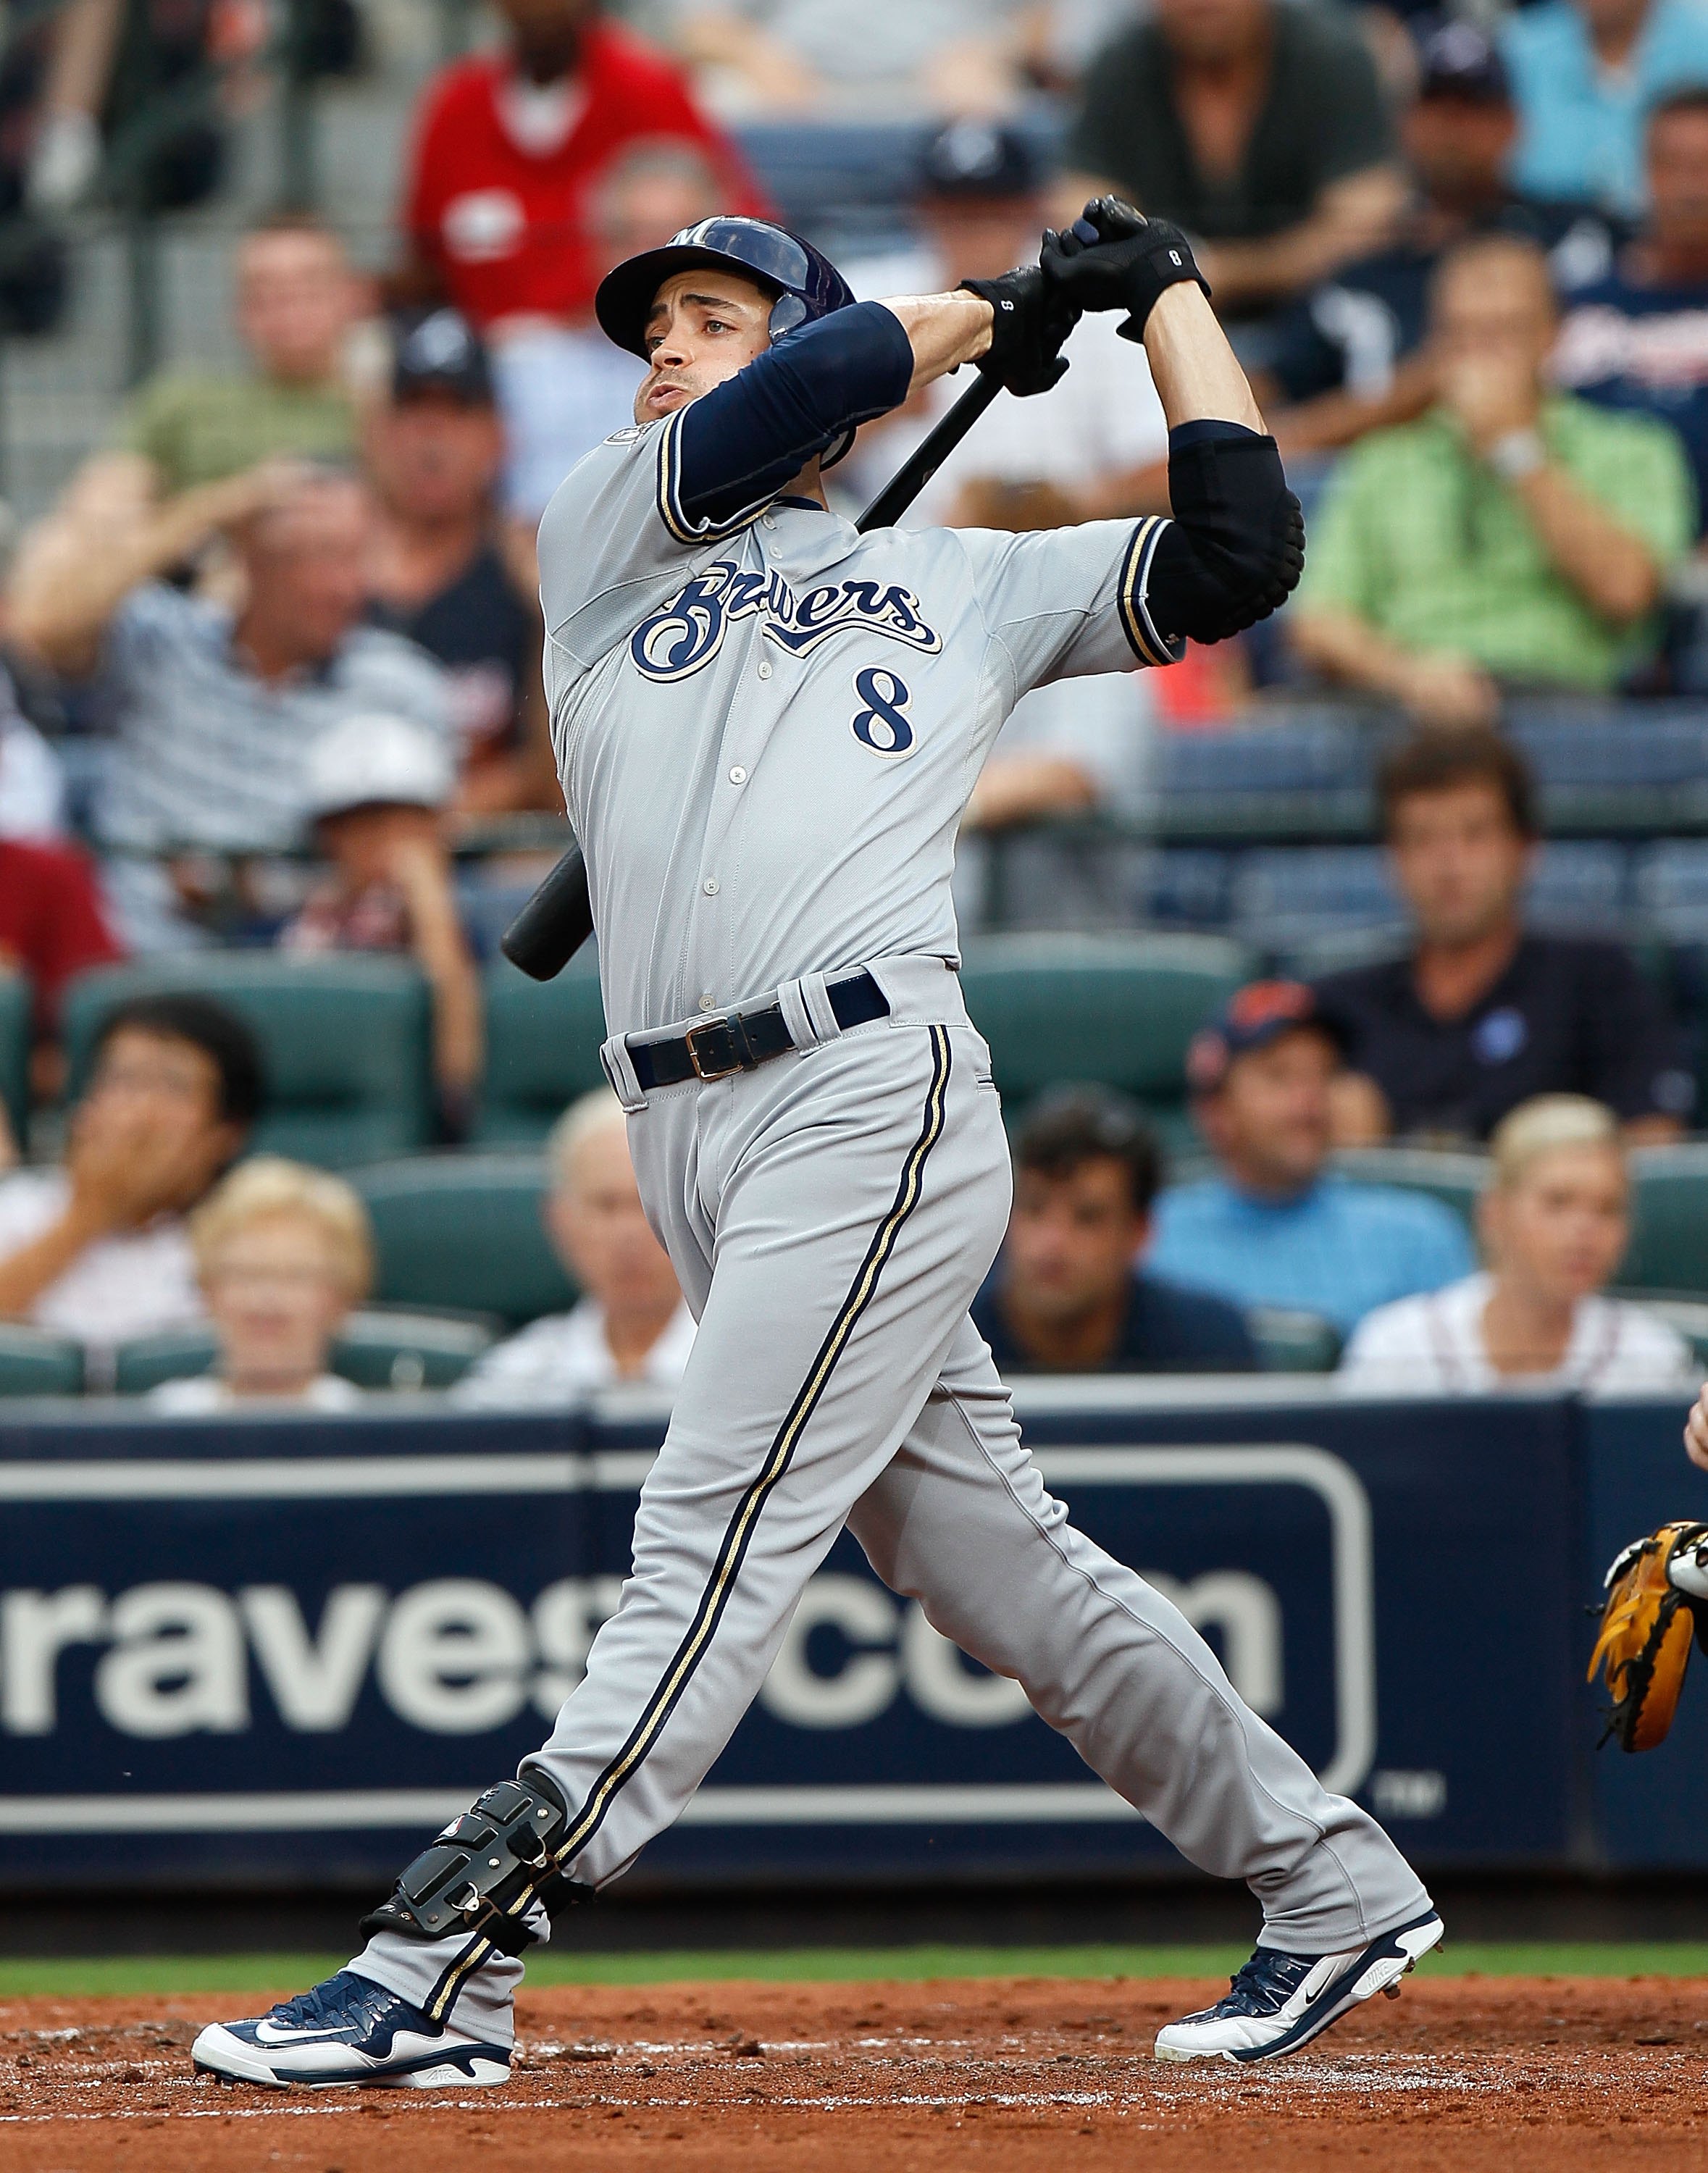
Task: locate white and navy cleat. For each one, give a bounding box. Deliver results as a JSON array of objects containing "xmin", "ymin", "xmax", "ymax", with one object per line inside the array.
[
  {"xmin": 1154, "ymin": 1907, "xmax": 1444, "ymax": 2064},
  {"xmin": 191, "ymin": 1969, "xmax": 511, "ymax": 2090}
]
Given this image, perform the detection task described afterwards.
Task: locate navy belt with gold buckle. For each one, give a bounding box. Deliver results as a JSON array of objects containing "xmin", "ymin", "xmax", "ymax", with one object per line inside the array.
[{"xmin": 629, "ymin": 971, "xmax": 889, "ymax": 1091}]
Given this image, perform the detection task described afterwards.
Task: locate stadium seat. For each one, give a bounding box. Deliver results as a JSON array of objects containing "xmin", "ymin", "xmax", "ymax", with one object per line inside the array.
[
  {"xmin": 1331, "ymin": 1147, "xmax": 1486, "ymax": 1234},
  {"xmin": 112, "ymin": 1307, "xmax": 494, "ymax": 1397},
  {"xmin": 1621, "ymin": 1145, "xmax": 1708, "ymax": 1295},
  {"xmin": 0, "ymin": 1323, "xmax": 83, "ymax": 1397},
  {"xmin": 1524, "ymin": 841, "xmax": 1630, "ymax": 933},
  {"xmin": 1133, "ymin": 847, "xmax": 1234, "ymax": 931},
  {"xmin": 1507, "ymin": 701, "xmax": 1708, "ymax": 831},
  {"xmin": 960, "ymin": 931, "xmax": 1255, "ymax": 1143},
  {"xmin": 1633, "ymin": 839, "xmax": 1708, "ymax": 936},
  {"xmin": 1154, "ymin": 713, "xmax": 1378, "ymax": 841},
  {"xmin": 353, "ymin": 1153, "xmax": 577, "ymax": 1328},
  {"xmin": 1229, "ymin": 847, "xmax": 1402, "ymax": 955},
  {"xmin": 1233, "ymin": 840, "xmax": 1630, "ymax": 964},
  {"xmin": 61, "ymin": 958, "xmax": 434, "ymax": 1168},
  {"xmin": 1246, "ymin": 1307, "xmax": 1341, "ymax": 1373},
  {"xmin": 477, "ymin": 953, "xmax": 608, "ymax": 1147},
  {"xmin": 0, "ymin": 968, "xmax": 27, "ymax": 1146}
]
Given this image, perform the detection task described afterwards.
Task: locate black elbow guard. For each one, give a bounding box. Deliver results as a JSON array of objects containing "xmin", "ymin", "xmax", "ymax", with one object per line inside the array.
[{"xmin": 1147, "ymin": 432, "xmax": 1305, "ymax": 645}]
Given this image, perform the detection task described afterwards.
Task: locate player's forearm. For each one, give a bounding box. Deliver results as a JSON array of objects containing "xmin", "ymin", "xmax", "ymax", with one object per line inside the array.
[
  {"xmin": 881, "ymin": 293, "xmax": 993, "ymax": 393},
  {"xmin": 1142, "ymin": 284, "xmax": 1264, "ymax": 433}
]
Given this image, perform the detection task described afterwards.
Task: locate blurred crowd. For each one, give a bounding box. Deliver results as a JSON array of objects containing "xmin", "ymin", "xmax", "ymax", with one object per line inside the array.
[{"xmin": 0, "ymin": 0, "xmax": 1705, "ymax": 1403}]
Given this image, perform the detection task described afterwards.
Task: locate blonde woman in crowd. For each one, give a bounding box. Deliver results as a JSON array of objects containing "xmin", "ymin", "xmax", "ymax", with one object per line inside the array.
[
  {"xmin": 148, "ymin": 1157, "xmax": 372, "ymax": 1412},
  {"xmin": 1339, "ymin": 1095, "xmax": 1696, "ymax": 1394}
]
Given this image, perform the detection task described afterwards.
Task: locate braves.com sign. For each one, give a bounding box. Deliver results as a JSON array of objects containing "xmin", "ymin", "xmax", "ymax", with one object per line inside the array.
[{"xmin": 0, "ymin": 1391, "xmax": 1579, "ymax": 1883}]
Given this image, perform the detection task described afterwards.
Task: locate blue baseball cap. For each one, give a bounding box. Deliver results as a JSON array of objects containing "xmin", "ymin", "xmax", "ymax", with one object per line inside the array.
[{"xmin": 1186, "ymin": 981, "xmax": 1351, "ymax": 1095}]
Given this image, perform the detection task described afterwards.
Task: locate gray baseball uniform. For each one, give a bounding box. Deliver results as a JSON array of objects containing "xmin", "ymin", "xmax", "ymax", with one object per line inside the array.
[{"xmin": 349, "ymin": 406, "xmax": 1431, "ymax": 2039}]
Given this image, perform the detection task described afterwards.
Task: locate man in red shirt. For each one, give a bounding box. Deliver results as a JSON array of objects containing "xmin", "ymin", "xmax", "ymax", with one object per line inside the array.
[
  {"xmin": 0, "ymin": 839, "xmax": 123, "ymax": 1042},
  {"xmin": 401, "ymin": 0, "xmax": 769, "ymax": 332},
  {"xmin": 0, "ymin": 837, "xmax": 125, "ymax": 1152}
]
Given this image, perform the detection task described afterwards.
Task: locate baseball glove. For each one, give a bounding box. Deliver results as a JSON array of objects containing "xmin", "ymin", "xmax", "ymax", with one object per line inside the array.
[{"xmin": 1588, "ymin": 1520, "xmax": 1708, "ymax": 1751}]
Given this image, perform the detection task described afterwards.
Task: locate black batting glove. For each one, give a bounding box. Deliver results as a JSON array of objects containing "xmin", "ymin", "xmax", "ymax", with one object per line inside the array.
[
  {"xmin": 1041, "ymin": 196, "xmax": 1210, "ymax": 345},
  {"xmin": 960, "ymin": 262, "xmax": 1079, "ymax": 398}
]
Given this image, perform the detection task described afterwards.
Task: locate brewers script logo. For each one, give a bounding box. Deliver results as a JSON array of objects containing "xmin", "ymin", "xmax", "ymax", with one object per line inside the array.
[{"xmin": 631, "ymin": 561, "xmax": 942, "ymax": 683}]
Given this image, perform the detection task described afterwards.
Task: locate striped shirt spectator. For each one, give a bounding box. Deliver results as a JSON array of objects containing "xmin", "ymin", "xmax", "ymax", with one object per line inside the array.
[
  {"xmin": 93, "ymin": 582, "xmax": 447, "ymax": 855},
  {"xmin": 12, "ymin": 467, "xmax": 450, "ymax": 948}
]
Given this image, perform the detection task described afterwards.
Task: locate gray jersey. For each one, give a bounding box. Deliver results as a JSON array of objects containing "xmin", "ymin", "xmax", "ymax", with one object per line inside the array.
[{"xmin": 538, "ymin": 417, "xmax": 1180, "ymax": 1039}]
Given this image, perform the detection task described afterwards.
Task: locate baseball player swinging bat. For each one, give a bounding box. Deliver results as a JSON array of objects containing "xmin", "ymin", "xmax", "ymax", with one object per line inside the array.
[
  {"xmin": 501, "ymin": 368, "xmax": 1005, "ymax": 983},
  {"xmin": 195, "ymin": 203, "xmax": 1441, "ymax": 2093}
]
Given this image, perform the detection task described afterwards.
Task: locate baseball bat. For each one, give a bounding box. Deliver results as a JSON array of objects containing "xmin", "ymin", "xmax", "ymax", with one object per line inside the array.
[{"xmin": 500, "ymin": 369, "xmax": 1009, "ymax": 981}]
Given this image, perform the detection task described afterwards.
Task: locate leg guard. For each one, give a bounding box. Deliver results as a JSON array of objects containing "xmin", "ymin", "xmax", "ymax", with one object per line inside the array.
[{"xmin": 358, "ymin": 1775, "xmax": 581, "ymax": 1959}]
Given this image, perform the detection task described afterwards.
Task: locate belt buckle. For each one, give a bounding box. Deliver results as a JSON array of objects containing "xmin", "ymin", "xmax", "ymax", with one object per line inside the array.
[{"xmin": 685, "ymin": 1016, "xmax": 745, "ymax": 1081}]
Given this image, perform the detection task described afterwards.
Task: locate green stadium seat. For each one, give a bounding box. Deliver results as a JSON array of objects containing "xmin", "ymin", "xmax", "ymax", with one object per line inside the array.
[
  {"xmin": 959, "ymin": 931, "xmax": 1256, "ymax": 1144},
  {"xmin": 477, "ymin": 953, "xmax": 608, "ymax": 1147},
  {"xmin": 353, "ymin": 1154, "xmax": 577, "ymax": 1328},
  {"xmin": 1245, "ymin": 1307, "xmax": 1341, "ymax": 1373},
  {"xmin": 61, "ymin": 958, "xmax": 434, "ymax": 1169},
  {"xmin": 0, "ymin": 1323, "xmax": 83, "ymax": 1396},
  {"xmin": 1330, "ymin": 1147, "xmax": 1487, "ymax": 1234},
  {"xmin": 1622, "ymin": 1145, "xmax": 1708, "ymax": 1295},
  {"xmin": 0, "ymin": 969, "xmax": 28, "ymax": 1147},
  {"xmin": 112, "ymin": 1307, "xmax": 495, "ymax": 1397}
]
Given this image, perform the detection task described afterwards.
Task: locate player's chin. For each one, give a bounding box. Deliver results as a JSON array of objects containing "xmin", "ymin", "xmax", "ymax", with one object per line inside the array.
[{"xmin": 640, "ymin": 382, "xmax": 694, "ymax": 422}]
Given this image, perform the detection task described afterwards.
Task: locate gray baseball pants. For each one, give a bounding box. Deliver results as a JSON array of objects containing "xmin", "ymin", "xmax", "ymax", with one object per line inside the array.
[{"xmin": 351, "ymin": 955, "xmax": 1431, "ymax": 2040}]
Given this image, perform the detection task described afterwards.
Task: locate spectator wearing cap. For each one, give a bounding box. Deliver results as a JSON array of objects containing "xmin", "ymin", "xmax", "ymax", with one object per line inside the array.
[
  {"xmin": 0, "ymin": 992, "xmax": 264, "ymax": 1367},
  {"xmin": 1147, "ymin": 981, "xmax": 1475, "ymax": 1336},
  {"xmin": 493, "ymin": 141, "xmax": 724, "ymax": 522},
  {"xmin": 394, "ymin": 0, "xmax": 765, "ymax": 338},
  {"xmin": 1061, "ymin": 0, "xmax": 1407, "ymax": 322},
  {"xmin": 847, "ymin": 121, "xmax": 1169, "ymax": 533},
  {"xmin": 1315, "ymin": 730, "xmax": 1692, "ymax": 1149},
  {"xmin": 1503, "ymin": 0, "xmax": 1708, "ymax": 220},
  {"xmin": 365, "ymin": 311, "xmax": 556, "ymax": 814},
  {"xmin": 1264, "ymin": 23, "xmax": 1622, "ymax": 461},
  {"xmin": 12, "ymin": 466, "xmax": 451, "ymax": 950},
  {"xmin": 453, "ymin": 1088, "xmax": 695, "ymax": 1409},
  {"xmin": 1554, "ymin": 89, "xmax": 1708, "ymax": 543},
  {"xmin": 668, "ymin": 0, "xmax": 1032, "ymax": 118},
  {"xmin": 282, "ymin": 713, "xmax": 482, "ymax": 1141},
  {"xmin": 1289, "ymin": 232, "xmax": 1694, "ymax": 726},
  {"xmin": 1340, "ymin": 1095, "xmax": 1694, "ymax": 1393},
  {"xmin": 970, "ymin": 1087, "xmax": 1257, "ymax": 1376}
]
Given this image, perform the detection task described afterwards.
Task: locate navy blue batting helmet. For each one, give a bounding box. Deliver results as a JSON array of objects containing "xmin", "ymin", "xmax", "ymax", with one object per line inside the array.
[{"xmin": 595, "ymin": 216, "xmax": 855, "ymax": 360}]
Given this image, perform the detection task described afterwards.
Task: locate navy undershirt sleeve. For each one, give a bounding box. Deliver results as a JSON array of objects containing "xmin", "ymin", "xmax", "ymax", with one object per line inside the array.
[{"xmin": 673, "ymin": 301, "xmax": 915, "ymax": 527}]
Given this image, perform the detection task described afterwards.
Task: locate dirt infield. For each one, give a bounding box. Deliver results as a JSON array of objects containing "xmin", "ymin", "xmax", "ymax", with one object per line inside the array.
[{"xmin": 1, "ymin": 1973, "xmax": 1704, "ymax": 2172}]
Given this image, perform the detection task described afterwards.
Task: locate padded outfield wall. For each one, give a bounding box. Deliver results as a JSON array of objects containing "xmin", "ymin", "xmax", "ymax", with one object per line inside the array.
[{"xmin": 0, "ymin": 1381, "xmax": 1701, "ymax": 1890}]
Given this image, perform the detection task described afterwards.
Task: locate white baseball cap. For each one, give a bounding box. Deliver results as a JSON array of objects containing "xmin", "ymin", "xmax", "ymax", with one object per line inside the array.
[{"xmin": 306, "ymin": 713, "xmax": 455, "ymax": 819}]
